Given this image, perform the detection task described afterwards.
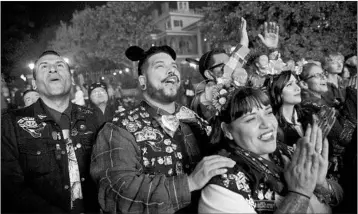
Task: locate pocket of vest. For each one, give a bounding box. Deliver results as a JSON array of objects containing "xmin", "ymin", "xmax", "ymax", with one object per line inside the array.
[{"xmin": 18, "ymin": 140, "xmax": 56, "ymax": 175}]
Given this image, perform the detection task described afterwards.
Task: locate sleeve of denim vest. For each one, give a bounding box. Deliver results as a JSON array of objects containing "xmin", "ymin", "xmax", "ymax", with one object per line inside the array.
[
  {"xmin": 90, "ymin": 122, "xmax": 192, "ymax": 213},
  {"xmin": 1, "ymin": 113, "xmax": 65, "ymax": 213}
]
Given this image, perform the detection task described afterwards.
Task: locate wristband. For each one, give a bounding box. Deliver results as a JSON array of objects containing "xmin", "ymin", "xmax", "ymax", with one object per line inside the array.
[{"xmin": 288, "ymin": 190, "xmax": 311, "ymax": 199}]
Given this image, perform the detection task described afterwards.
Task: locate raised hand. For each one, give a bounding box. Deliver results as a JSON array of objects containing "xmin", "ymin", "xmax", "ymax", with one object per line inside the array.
[
  {"xmin": 187, "ymin": 155, "xmax": 235, "ymax": 191},
  {"xmin": 239, "ymin": 17, "xmax": 249, "ymax": 48},
  {"xmin": 258, "ymin": 22, "xmax": 279, "ymax": 49}
]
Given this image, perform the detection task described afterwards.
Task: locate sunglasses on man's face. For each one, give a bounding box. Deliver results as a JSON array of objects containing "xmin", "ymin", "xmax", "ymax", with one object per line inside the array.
[{"xmin": 208, "ymin": 63, "xmax": 225, "ymax": 71}]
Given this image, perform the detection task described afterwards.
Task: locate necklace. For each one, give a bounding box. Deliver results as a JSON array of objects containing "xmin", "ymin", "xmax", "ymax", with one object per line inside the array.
[{"xmin": 234, "ymin": 147, "xmax": 282, "ymax": 181}]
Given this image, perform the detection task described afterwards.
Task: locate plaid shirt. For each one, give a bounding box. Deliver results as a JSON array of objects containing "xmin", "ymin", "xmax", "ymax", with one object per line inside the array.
[{"xmin": 90, "ymin": 101, "xmax": 209, "ymax": 213}]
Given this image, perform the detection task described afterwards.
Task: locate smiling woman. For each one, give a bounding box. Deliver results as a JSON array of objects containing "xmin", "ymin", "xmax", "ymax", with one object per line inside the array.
[{"xmin": 199, "ymin": 87, "xmax": 342, "ymax": 214}]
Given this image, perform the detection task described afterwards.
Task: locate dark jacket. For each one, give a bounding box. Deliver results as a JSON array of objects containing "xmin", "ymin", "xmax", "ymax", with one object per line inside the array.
[
  {"xmin": 89, "ymin": 102, "xmax": 118, "ymax": 128},
  {"xmin": 276, "ymin": 105, "xmax": 311, "ymax": 148},
  {"xmin": 300, "ymin": 88, "xmax": 357, "ymax": 182},
  {"xmin": 1, "ymin": 99, "xmax": 101, "ymax": 213}
]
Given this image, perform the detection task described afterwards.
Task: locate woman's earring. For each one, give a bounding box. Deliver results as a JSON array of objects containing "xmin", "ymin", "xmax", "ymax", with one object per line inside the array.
[{"xmin": 140, "ymin": 83, "xmax": 146, "ymax": 90}]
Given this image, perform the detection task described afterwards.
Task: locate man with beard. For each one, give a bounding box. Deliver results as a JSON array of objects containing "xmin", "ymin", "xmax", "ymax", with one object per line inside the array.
[
  {"xmin": 2, "ymin": 50, "xmax": 100, "ymax": 213},
  {"xmin": 90, "ymin": 45, "xmax": 235, "ymax": 213}
]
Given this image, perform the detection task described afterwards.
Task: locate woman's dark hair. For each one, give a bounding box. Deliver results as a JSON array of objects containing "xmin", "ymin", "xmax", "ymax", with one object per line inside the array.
[
  {"xmin": 210, "ymin": 87, "xmax": 271, "ymax": 146},
  {"xmin": 268, "ymin": 71, "xmax": 297, "ymax": 113},
  {"xmin": 299, "ymin": 63, "xmax": 320, "ymax": 81}
]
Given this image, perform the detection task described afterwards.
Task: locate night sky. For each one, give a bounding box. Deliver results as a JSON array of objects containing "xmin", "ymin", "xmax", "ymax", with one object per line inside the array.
[
  {"xmin": 1, "ymin": 1, "xmax": 107, "ymax": 87},
  {"xmin": 2, "ymin": 1, "xmax": 106, "ymax": 38}
]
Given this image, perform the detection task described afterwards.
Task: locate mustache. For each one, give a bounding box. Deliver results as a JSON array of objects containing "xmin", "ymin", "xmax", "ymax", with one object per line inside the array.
[{"xmin": 161, "ymin": 74, "xmax": 179, "ymax": 83}]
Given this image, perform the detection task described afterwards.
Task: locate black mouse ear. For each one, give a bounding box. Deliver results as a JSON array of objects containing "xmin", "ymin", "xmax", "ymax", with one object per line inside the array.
[{"xmin": 125, "ymin": 46, "xmax": 145, "ymax": 61}]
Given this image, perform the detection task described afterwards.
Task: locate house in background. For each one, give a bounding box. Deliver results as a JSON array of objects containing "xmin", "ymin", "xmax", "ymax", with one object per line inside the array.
[{"xmin": 149, "ymin": 1, "xmax": 210, "ymax": 82}]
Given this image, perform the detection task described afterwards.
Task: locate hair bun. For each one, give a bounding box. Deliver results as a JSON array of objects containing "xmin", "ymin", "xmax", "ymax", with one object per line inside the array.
[{"xmin": 125, "ymin": 46, "xmax": 145, "ymax": 61}]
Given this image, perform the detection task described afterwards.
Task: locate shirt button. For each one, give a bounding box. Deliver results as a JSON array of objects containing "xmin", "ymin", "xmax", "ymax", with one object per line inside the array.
[
  {"xmin": 36, "ymin": 151, "xmax": 41, "ymax": 155},
  {"xmin": 80, "ymin": 124, "xmax": 86, "ymax": 130},
  {"xmin": 81, "ymin": 178, "xmax": 85, "ymax": 182},
  {"xmin": 185, "ymin": 164, "xmax": 190, "ymax": 169},
  {"xmin": 76, "ymin": 143, "xmax": 82, "ymax": 149},
  {"xmin": 64, "ymin": 185, "xmax": 69, "ymax": 190},
  {"xmin": 61, "ymin": 151, "xmax": 66, "ymax": 155}
]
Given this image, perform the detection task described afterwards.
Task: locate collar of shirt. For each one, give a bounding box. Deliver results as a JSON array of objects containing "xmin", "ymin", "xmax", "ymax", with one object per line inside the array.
[
  {"xmin": 42, "ymin": 100, "xmax": 72, "ymax": 130},
  {"xmin": 141, "ymin": 100, "xmax": 181, "ymax": 117}
]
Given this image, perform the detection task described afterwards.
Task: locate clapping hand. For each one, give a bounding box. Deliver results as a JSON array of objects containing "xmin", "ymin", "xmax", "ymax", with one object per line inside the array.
[
  {"xmin": 282, "ymin": 118, "xmax": 328, "ymax": 197},
  {"xmin": 258, "ymin": 22, "xmax": 279, "ymax": 49},
  {"xmin": 282, "ymin": 133, "xmax": 319, "ymax": 197}
]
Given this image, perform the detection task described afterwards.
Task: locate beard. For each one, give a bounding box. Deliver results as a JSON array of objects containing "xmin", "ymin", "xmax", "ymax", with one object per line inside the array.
[{"xmin": 146, "ymin": 80, "xmax": 179, "ymax": 104}]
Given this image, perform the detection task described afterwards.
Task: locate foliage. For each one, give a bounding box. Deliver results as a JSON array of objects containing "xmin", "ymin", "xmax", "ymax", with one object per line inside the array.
[
  {"xmin": 1, "ymin": 3, "xmax": 36, "ymax": 84},
  {"xmin": 199, "ymin": 2, "xmax": 357, "ymax": 61},
  {"xmin": 49, "ymin": 2, "xmax": 154, "ymax": 78}
]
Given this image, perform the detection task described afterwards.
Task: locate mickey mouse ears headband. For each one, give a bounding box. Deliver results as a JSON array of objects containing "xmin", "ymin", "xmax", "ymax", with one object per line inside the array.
[{"xmin": 125, "ymin": 45, "xmax": 176, "ymax": 75}]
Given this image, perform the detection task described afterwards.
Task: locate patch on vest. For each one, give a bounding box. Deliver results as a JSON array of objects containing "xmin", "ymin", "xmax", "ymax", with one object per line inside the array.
[
  {"xmin": 17, "ymin": 117, "xmax": 46, "ymax": 138},
  {"xmin": 134, "ymin": 126, "xmax": 163, "ymax": 142},
  {"xmin": 78, "ymin": 107, "xmax": 93, "ymax": 114}
]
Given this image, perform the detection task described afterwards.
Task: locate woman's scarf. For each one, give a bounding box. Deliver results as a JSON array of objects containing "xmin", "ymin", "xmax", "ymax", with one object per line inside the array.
[{"xmin": 229, "ymin": 142, "xmax": 292, "ymax": 196}]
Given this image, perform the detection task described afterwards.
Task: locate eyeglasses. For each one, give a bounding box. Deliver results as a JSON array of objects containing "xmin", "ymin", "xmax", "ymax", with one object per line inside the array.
[
  {"xmin": 208, "ymin": 63, "xmax": 225, "ymax": 71},
  {"xmin": 304, "ymin": 73, "xmax": 327, "ymax": 81}
]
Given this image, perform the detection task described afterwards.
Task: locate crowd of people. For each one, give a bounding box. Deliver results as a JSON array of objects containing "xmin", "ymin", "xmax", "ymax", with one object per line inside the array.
[
  {"xmin": 1, "ymin": 77, "xmax": 141, "ymax": 127},
  {"xmin": 1, "ymin": 18, "xmax": 357, "ymax": 214}
]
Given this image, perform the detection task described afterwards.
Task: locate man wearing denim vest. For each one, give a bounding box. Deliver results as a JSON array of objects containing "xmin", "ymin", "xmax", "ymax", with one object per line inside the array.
[{"xmin": 2, "ymin": 51, "xmax": 100, "ymax": 213}]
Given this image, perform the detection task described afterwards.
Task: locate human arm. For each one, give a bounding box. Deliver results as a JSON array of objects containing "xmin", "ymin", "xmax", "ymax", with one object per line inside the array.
[
  {"xmin": 90, "ymin": 122, "xmax": 235, "ymax": 213},
  {"xmin": 90, "ymin": 122, "xmax": 191, "ymax": 213},
  {"xmin": 314, "ymin": 179, "xmax": 343, "ymax": 207},
  {"xmin": 198, "ymin": 183, "xmax": 317, "ymax": 214},
  {"xmin": 277, "ymin": 124, "xmax": 321, "ymax": 214},
  {"xmin": 311, "ymin": 119, "xmax": 344, "ymax": 206},
  {"xmin": 1, "ymin": 113, "xmax": 65, "ymax": 213},
  {"xmin": 239, "ymin": 17, "xmax": 249, "ymax": 48}
]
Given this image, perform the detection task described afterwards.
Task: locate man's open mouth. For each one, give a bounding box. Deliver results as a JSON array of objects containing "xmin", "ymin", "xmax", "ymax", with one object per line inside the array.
[{"xmin": 163, "ymin": 76, "xmax": 178, "ymax": 84}]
